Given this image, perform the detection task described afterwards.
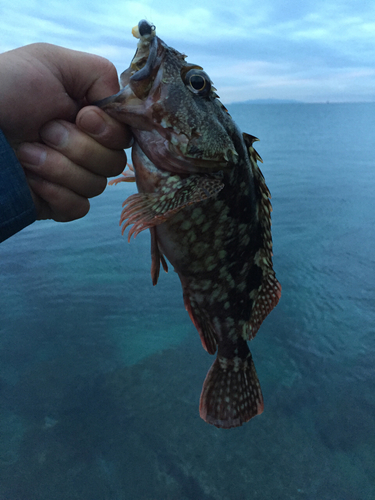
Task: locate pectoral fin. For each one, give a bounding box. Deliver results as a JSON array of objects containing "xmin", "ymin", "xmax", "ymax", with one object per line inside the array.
[
  {"xmin": 119, "ymin": 176, "xmax": 224, "ymax": 241},
  {"xmin": 108, "ymin": 164, "xmax": 136, "ymax": 185}
]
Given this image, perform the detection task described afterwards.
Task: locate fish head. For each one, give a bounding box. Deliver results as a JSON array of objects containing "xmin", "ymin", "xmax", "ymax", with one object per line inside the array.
[{"xmin": 97, "ymin": 20, "xmax": 238, "ymax": 174}]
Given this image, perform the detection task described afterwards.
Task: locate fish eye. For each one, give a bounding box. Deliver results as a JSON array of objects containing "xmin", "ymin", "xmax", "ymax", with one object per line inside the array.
[{"xmin": 184, "ymin": 69, "xmax": 211, "ymax": 96}]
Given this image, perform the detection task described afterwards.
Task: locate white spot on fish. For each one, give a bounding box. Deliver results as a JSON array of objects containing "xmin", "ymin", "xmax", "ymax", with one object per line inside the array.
[
  {"xmin": 192, "ymin": 207, "xmax": 203, "ymax": 220},
  {"xmin": 181, "ymin": 220, "xmax": 192, "ymax": 230}
]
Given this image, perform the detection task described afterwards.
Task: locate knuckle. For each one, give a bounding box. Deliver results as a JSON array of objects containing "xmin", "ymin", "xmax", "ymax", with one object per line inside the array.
[
  {"xmin": 89, "ymin": 176, "xmax": 107, "ymax": 197},
  {"xmin": 54, "ymin": 195, "xmax": 90, "ymax": 222},
  {"xmin": 27, "ymin": 172, "xmax": 91, "ymax": 222},
  {"xmin": 109, "ymin": 152, "xmax": 127, "ymax": 176}
]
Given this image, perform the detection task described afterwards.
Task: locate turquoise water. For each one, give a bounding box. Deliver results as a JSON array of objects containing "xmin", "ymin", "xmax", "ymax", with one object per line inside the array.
[{"xmin": 0, "ymin": 103, "xmax": 374, "ymax": 499}]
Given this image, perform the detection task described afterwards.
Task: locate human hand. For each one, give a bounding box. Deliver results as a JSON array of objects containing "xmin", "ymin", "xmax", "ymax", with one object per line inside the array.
[{"xmin": 0, "ymin": 43, "xmax": 132, "ymax": 221}]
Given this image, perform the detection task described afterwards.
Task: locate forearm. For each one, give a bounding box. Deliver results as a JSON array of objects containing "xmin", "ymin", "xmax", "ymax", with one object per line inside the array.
[{"xmin": 0, "ymin": 130, "xmax": 37, "ymax": 243}]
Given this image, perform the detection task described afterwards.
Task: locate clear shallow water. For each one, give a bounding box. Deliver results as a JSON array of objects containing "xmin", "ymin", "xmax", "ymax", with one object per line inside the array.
[{"xmin": 0, "ymin": 103, "xmax": 374, "ymax": 499}]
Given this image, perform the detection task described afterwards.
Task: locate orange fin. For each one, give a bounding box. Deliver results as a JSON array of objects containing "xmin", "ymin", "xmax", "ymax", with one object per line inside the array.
[
  {"xmin": 119, "ymin": 192, "xmax": 163, "ymax": 241},
  {"xmin": 199, "ymin": 353, "xmax": 264, "ymax": 428},
  {"xmin": 183, "ymin": 293, "xmax": 217, "ymax": 355},
  {"xmin": 119, "ymin": 176, "xmax": 224, "ymax": 241},
  {"xmin": 108, "ymin": 163, "xmax": 136, "ymax": 185},
  {"xmin": 150, "ymin": 227, "xmax": 168, "ymax": 286}
]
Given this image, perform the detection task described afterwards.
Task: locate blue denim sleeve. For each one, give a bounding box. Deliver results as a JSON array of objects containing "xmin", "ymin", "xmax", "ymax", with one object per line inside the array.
[{"xmin": 0, "ymin": 130, "xmax": 37, "ymax": 243}]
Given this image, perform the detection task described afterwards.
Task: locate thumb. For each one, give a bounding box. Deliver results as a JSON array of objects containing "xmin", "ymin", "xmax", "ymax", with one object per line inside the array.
[{"xmin": 31, "ymin": 43, "xmax": 121, "ymax": 103}]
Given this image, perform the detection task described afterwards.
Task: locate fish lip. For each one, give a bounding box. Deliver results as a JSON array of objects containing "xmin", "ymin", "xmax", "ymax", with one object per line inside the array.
[
  {"xmin": 93, "ymin": 88, "xmax": 127, "ymax": 108},
  {"xmin": 94, "ymin": 28, "xmax": 160, "ymax": 108}
]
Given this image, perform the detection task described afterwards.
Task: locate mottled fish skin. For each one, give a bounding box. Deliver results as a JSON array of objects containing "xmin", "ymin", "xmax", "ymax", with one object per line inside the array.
[{"xmin": 98, "ymin": 20, "xmax": 281, "ymax": 428}]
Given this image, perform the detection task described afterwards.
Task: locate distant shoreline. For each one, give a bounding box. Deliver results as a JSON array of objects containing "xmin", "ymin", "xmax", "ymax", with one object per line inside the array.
[{"xmin": 226, "ymin": 99, "xmax": 375, "ymax": 105}]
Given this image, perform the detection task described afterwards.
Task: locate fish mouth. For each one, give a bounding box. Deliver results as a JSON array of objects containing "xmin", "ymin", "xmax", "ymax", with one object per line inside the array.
[
  {"xmin": 95, "ymin": 20, "xmax": 160, "ymax": 108},
  {"xmin": 119, "ymin": 19, "xmax": 161, "ymax": 96},
  {"xmin": 127, "ymin": 20, "xmax": 158, "ymax": 83},
  {"xmin": 129, "ymin": 36, "xmax": 157, "ymax": 82}
]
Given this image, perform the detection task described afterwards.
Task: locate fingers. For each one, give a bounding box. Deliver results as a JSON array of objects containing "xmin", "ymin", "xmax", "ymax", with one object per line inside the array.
[
  {"xmin": 16, "ymin": 112, "xmax": 131, "ymax": 222},
  {"xmin": 26, "ymin": 172, "xmax": 90, "ymax": 222},
  {"xmin": 76, "ymin": 106, "xmax": 133, "ymax": 151},
  {"xmin": 15, "ymin": 102, "xmax": 133, "ymax": 222},
  {"xmin": 17, "ymin": 142, "xmax": 107, "ymax": 198},
  {"xmin": 39, "ymin": 119, "xmax": 127, "ymax": 177},
  {"xmin": 25, "ymin": 43, "xmax": 122, "ymax": 102}
]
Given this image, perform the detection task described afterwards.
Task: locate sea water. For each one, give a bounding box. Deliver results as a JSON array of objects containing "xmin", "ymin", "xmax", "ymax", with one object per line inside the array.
[{"xmin": 0, "ymin": 103, "xmax": 374, "ymax": 499}]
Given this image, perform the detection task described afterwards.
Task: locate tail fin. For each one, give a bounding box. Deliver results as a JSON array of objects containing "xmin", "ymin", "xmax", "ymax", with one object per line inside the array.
[{"xmin": 199, "ymin": 353, "xmax": 264, "ymax": 429}]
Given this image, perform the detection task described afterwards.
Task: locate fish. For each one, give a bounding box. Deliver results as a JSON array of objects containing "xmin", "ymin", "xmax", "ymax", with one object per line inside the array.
[{"xmin": 97, "ymin": 20, "xmax": 281, "ymax": 428}]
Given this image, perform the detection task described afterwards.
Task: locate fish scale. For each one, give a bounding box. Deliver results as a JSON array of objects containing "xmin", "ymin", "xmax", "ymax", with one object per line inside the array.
[{"xmin": 97, "ymin": 20, "xmax": 281, "ymax": 428}]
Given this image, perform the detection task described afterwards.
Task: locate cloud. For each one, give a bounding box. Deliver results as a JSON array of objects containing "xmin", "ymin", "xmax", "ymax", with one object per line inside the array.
[{"xmin": 0, "ymin": 0, "xmax": 374, "ymax": 102}]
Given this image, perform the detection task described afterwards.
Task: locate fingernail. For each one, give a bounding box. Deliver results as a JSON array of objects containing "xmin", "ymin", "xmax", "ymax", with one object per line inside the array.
[
  {"xmin": 78, "ymin": 109, "xmax": 107, "ymax": 136},
  {"xmin": 40, "ymin": 121, "xmax": 69, "ymax": 147},
  {"xmin": 17, "ymin": 143, "xmax": 47, "ymax": 167}
]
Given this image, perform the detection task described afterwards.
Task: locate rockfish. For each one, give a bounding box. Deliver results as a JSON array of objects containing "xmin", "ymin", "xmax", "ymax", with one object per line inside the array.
[{"xmin": 97, "ymin": 20, "xmax": 281, "ymax": 428}]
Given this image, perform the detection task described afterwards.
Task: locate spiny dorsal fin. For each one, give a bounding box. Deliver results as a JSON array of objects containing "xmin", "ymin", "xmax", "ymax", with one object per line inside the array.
[
  {"xmin": 243, "ymin": 132, "xmax": 259, "ymax": 145},
  {"xmin": 243, "ymin": 132, "xmax": 263, "ymax": 163},
  {"xmin": 242, "ymin": 132, "xmax": 281, "ymax": 339}
]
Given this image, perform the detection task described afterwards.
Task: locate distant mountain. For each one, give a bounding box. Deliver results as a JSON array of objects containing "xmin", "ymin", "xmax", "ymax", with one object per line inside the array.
[{"xmin": 241, "ymin": 98, "xmax": 302, "ymax": 104}]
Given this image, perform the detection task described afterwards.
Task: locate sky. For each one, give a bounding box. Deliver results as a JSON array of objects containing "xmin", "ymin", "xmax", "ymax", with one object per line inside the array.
[{"xmin": 0, "ymin": 0, "xmax": 374, "ymax": 103}]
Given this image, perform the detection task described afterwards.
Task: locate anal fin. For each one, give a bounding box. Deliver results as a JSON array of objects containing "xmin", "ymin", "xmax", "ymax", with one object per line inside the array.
[
  {"xmin": 183, "ymin": 292, "xmax": 217, "ymax": 355},
  {"xmin": 150, "ymin": 227, "xmax": 168, "ymax": 286}
]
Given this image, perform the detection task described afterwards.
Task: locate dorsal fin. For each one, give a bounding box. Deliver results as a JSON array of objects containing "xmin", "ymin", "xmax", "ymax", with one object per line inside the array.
[
  {"xmin": 242, "ymin": 132, "xmax": 281, "ymax": 339},
  {"xmin": 243, "ymin": 132, "xmax": 263, "ymax": 162}
]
